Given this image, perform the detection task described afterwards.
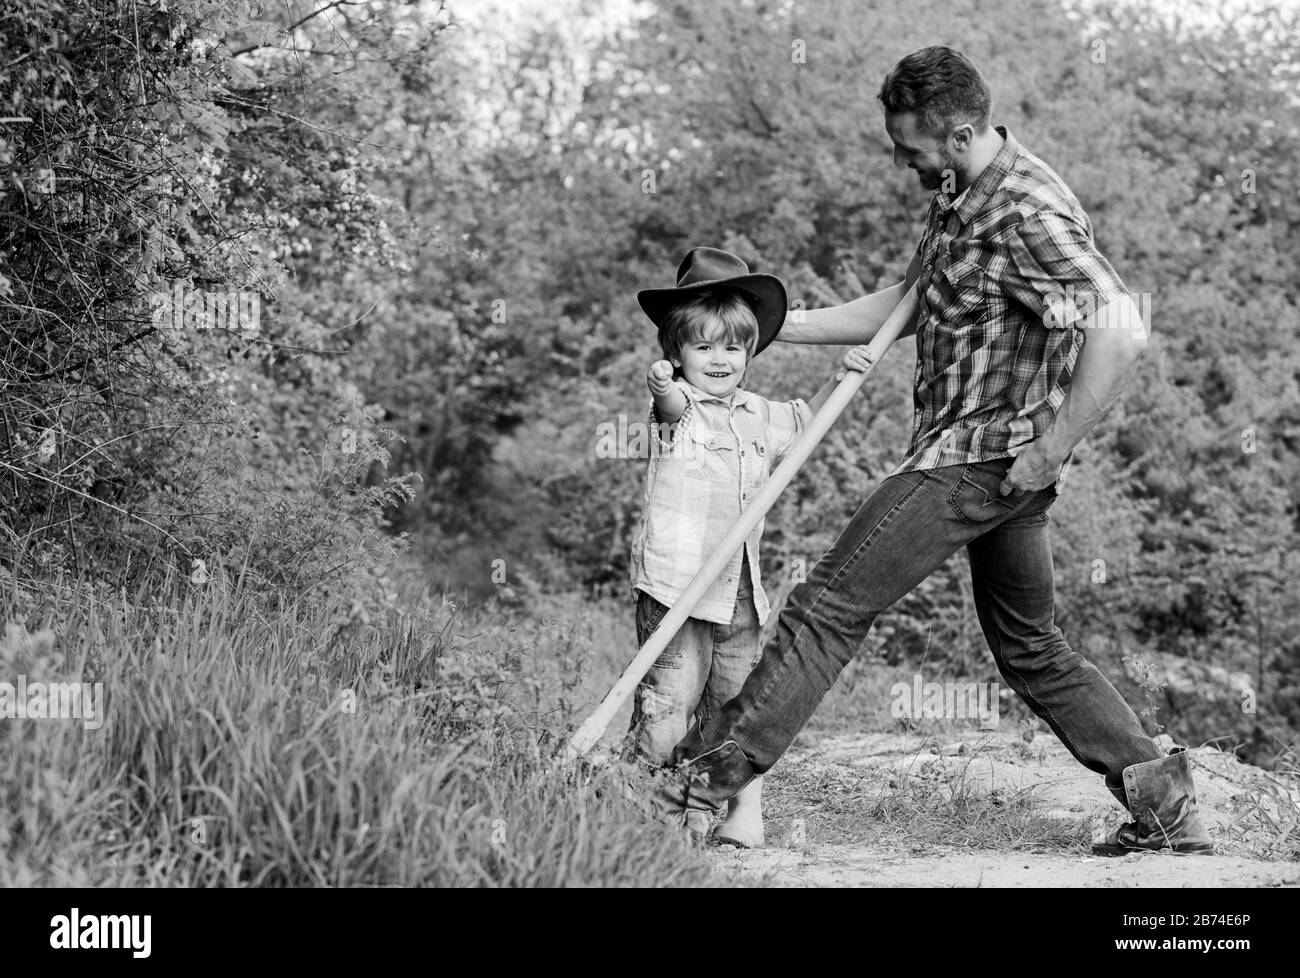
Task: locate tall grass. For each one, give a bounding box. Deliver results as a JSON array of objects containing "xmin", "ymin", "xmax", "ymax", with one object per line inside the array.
[{"xmin": 0, "ymin": 569, "xmax": 709, "ymax": 887}]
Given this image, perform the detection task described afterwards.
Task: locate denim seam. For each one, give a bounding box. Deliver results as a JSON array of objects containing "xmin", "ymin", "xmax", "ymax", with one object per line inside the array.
[
  {"xmin": 824, "ymin": 471, "xmax": 935, "ymax": 587},
  {"xmin": 638, "ymin": 596, "xmax": 681, "ymax": 670},
  {"xmin": 734, "ymin": 471, "xmax": 933, "ymax": 744},
  {"xmin": 985, "ymin": 622, "xmax": 1085, "ymax": 763},
  {"xmin": 638, "ymin": 592, "xmax": 669, "ymax": 634}
]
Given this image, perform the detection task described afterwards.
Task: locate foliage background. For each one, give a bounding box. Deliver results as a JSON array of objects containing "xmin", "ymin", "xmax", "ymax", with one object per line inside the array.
[{"xmin": 3, "ymin": 0, "xmax": 1298, "ymax": 778}]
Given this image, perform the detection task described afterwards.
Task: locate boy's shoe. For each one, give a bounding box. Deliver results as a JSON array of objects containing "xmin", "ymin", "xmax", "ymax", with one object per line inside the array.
[
  {"xmin": 1092, "ymin": 747, "xmax": 1214, "ymax": 856},
  {"xmin": 713, "ymin": 774, "xmax": 764, "ymax": 848}
]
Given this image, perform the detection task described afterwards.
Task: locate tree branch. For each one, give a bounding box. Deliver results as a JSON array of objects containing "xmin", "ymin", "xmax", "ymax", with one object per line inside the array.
[
  {"xmin": 228, "ymin": 1, "xmax": 365, "ymax": 58},
  {"xmin": 20, "ymin": 327, "xmax": 156, "ymax": 382}
]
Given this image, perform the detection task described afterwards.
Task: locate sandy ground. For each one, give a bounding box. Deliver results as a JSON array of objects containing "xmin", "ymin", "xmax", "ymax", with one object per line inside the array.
[{"xmin": 699, "ymin": 730, "xmax": 1300, "ymax": 888}]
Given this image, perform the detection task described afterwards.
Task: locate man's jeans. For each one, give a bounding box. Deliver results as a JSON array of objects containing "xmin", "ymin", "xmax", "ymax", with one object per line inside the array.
[
  {"xmin": 622, "ymin": 553, "xmax": 762, "ymax": 766},
  {"xmin": 662, "ymin": 457, "xmax": 1161, "ymax": 813}
]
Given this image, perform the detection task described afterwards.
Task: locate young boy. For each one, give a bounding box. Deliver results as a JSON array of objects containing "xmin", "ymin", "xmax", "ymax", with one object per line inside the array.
[{"xmin": 625, "ymin": 247, "xmax": 870, "ymax": 846}]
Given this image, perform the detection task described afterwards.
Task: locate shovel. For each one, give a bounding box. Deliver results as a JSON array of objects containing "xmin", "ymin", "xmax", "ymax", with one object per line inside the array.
[{"xmin": 566, "ymin": 284, "xmax": 920, "ymax": 759}]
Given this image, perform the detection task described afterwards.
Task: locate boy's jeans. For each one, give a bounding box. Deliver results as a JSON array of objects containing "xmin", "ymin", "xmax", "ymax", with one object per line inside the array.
[
  {"xmin": 623, "ymin": 554, "xmax": 761, "ymax": 766},
  {"xmin": 660, "ymin": 457, "xmax": 1162, "ymax": 813}
]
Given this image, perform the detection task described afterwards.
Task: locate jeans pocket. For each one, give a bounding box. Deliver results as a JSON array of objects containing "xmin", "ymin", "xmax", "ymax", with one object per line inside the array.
[
  {"xmin": 947, "ymin": 461, "xmax": 1026, "ymax": 523},
  {"xmin": 636, "ymin": 591, "xmax": 687, "ymax": 671},
  {"xmin": 635, "ymin": 590, "xmax": 669, "ymax": 639}
]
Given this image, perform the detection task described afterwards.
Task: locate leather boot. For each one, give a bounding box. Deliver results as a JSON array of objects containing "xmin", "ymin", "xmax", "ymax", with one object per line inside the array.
[
  {"xmin": 1092, "ymin": 747, "xmax": 1214, "ymax": 856},
  {"xmin": 652, "ymin": 739, "xmax": 757, "ymax": 823}
]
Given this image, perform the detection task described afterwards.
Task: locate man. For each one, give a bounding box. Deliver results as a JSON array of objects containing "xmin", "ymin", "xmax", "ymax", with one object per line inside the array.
[{"xmin": 654, "ymin": 45, "xmax": 1212, "ymax": 856}]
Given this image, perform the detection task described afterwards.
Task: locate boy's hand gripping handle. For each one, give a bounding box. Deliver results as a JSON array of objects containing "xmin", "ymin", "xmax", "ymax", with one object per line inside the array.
[{"xmin": 566, "ymin": 285, "xmax": 920, "ymax": 759}]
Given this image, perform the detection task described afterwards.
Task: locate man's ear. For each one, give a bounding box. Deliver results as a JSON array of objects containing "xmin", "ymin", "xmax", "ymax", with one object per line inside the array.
[{"xmin": 950, "ymin": 123, "xmax": 975, "ymax": 153}]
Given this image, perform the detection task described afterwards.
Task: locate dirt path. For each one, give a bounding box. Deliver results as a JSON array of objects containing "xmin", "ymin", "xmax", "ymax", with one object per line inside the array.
[
  {"xmin": 701, "ymin": 731, "xmax": 1300, "ymax": 887},
  {"xmin": 712, "ymin": 845, "xmax": 1297, "ymax": 888}
]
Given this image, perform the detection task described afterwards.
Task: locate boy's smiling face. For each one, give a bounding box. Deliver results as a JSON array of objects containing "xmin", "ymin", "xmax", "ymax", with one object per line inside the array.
[{"xmin": 672, "ymin": 326, "xmax": 749, "ymax": 400}]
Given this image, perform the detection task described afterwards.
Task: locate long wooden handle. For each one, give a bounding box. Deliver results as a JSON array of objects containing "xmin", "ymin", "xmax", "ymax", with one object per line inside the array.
[{"xmin": 566, "ymin": 285, "xmax": 919, "ymax": 758}]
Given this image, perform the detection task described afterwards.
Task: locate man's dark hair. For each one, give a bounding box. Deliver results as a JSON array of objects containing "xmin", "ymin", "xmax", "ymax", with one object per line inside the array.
[{"xmin": 877, "ymin": 46, "xmax": 993, "ymax": 138}]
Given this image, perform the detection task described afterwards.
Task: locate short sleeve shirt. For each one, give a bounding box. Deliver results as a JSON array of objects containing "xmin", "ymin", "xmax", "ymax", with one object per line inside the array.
[
  {"xmin": 629, "ymin": 381, "xmax": 814, "ymax": 625},
  {"xmin": 892, "ymin": 125, "xmax": 1132, "ymax": 492}
]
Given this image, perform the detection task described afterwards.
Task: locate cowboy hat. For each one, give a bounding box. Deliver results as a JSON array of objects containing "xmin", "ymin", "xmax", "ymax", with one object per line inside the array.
[{"xmin": 637, "ymin": 247, "xmax": 787, "ymax": 356}]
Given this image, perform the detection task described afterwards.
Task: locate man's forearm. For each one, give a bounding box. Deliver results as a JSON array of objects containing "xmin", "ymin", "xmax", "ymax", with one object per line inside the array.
[
  {"xmin": 778, "ymin": 281, "xmax": 911, "ymax": 345},
  {"xmin": 1039, "ymin": 295, "xmax": 1148, "ymax": 461}
]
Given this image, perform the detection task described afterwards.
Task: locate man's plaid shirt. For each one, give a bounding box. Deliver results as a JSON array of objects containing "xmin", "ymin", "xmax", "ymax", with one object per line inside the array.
[{"xmin": 890, "ymin": 124, "xmax": 1132, "ymax": 491}]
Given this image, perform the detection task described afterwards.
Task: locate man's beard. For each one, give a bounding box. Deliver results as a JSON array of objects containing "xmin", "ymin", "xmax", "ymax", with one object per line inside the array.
[{"xmin": 917, "ymin": 149, "xmax": 964, "ymax": 192}]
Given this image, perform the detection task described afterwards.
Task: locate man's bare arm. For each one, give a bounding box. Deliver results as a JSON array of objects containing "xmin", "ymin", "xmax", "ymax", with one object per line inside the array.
[
  {"xmin": 1000, "ymin": 294, "xmax": 1148, "ymax": 493},
  {"xmin": 778, "ymin": 251, "xmax": 922, "ymax": 345}
]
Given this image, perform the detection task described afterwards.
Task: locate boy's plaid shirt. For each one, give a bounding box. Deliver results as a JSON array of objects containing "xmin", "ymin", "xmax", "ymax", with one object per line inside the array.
[
  {"xmin": 629, "ymin": 381, "xmax": 814, "ymax": 626},
  {"xmin": 892, "ymin": 124, "xmax": 1132, "ymax": 491}
]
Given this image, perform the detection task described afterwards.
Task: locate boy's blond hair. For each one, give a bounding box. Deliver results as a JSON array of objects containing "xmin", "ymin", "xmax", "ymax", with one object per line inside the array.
[{"xmin": 657, "ymin": 289, "xmax": 759, "ymax": 379}]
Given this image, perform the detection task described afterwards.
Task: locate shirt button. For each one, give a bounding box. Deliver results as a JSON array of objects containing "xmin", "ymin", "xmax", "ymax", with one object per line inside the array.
[{"xmin": 740, "ymin": 450, "xmax": 745, "ymax": 456}]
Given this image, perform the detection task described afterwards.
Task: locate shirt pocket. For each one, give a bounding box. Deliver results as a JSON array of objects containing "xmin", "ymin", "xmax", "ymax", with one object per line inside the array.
[
  {"xmin": 938, "ymin": 256, "xmax": 986, "ymax": 320},
  {"xmin": 745, "ymin": 437, "xmax": 770, "ymax": 489},
  {"xmin": 684, "ymin": 426, "xmax": 738, "ymax": 484}
]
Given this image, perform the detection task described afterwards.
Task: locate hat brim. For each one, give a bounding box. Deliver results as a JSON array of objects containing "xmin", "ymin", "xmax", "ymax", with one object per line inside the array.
[{"xmin": 638, "ymin": 273, "xmax": 787, "ymax": 356}]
